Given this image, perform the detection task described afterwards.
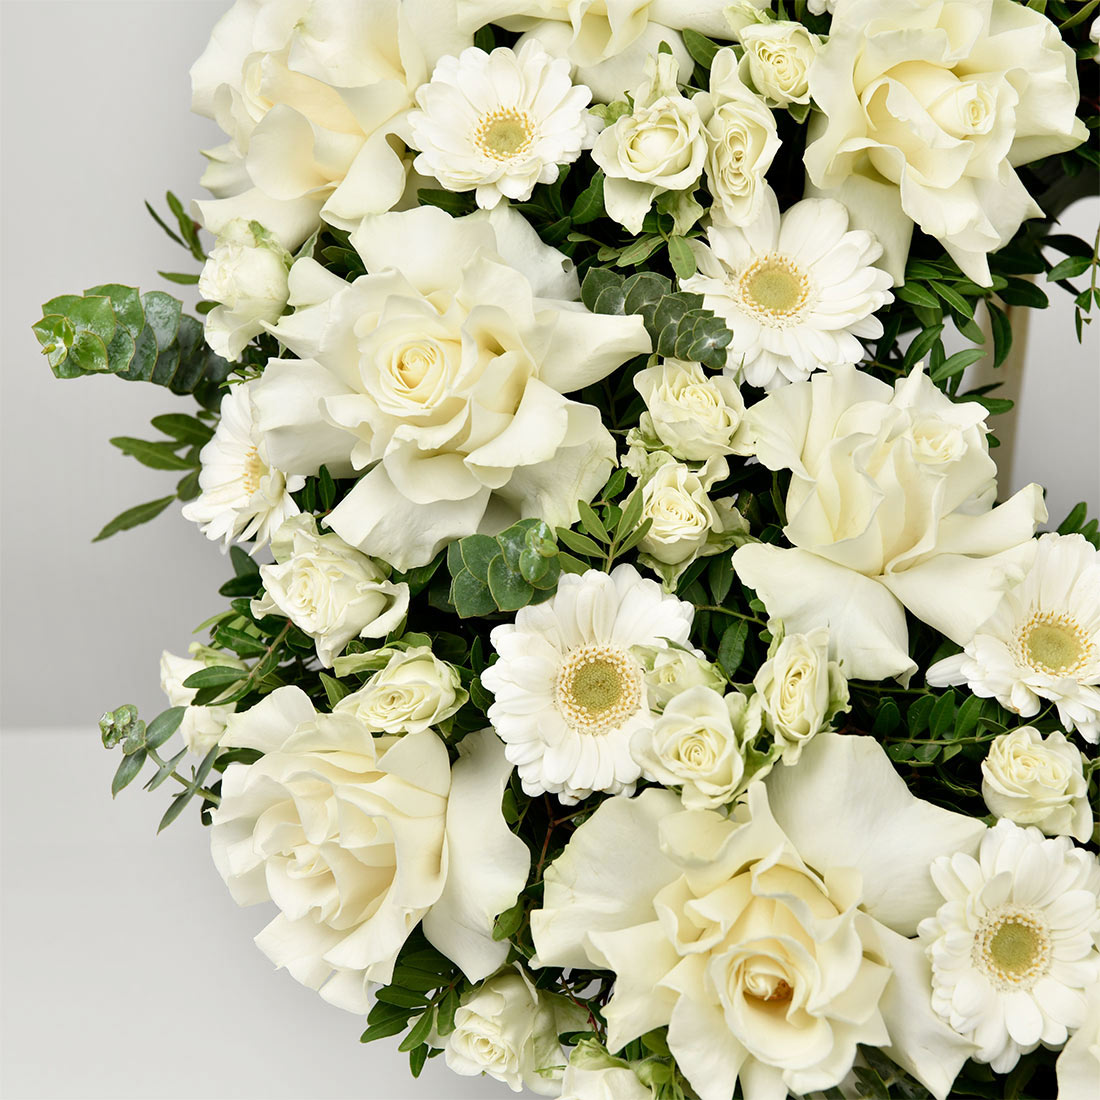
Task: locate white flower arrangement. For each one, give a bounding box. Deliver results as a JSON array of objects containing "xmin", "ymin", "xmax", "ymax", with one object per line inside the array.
[{"xmin": 34, "ymin": 2, "xmax": 1099, "ymax": 1098}]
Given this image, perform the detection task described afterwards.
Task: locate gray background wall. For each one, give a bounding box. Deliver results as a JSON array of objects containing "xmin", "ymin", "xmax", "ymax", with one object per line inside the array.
[{"xmin": 1, "ymin": 2, "xmax": 1097, "ymax": 1098}]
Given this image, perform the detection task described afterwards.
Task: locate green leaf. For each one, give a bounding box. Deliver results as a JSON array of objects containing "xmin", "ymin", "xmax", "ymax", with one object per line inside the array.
[
  {"xmin": 157, "ymin": 270, "xmax": 201, "ymax": 286},
  {"xmin": 571, "ymin": 170, "xmax": 605, "ymax": 224},
  {"xmin": 230, "ymin": 545, "xmax": 260, "ymax": 577},
  {"xmin": 109, "ymin": 436, "xmax": 195, "ymax": 471},
  {"xmin": 895, "ymin": 283, "xmax": 940, "ymax": 310},
  {"xmin": 112, "ymin": 750, "xmax": 147, "ymax": 797},
  {"xmin": 92, "ymin": 495, "xmax": 176, "ymax": 542},
  {"xmin": 929, "ymin": 690, "xmax": 957, "ymax": 740},
  {"xmin": 930, "ymin": 281, "xmax": 974, "ymax": 318},
  {"xmin": 144, "ymin": 746, "xmax": 187, "ymax": 792},
  {"xmin": 667, "ymin": 235, "xmax": 697, "ymax": 280},
  {"xmin": 708, "ymin": 555, "xmax": 734, "ymax": 605},
  {"xmin": 487, "ymin": 556, "xmax": 534, "ymax": 612},
  {"xmin": 157, "ymin": 791, "xmax": 193, "ymax": 833},
  {"xmin": 408, "ymin": 1045, "xmax": 429, "ymax": 1078},
  {"xmin": 398, "ymin": 1011, "xmax": 436, "ymax": 1053},
  {"xmin": 576, "ymin": 500, "xmax": 610, "ymax": 543},
  {"xmin": 929, "ymin": 347, "xmax": 985, "ymax": 383},
  {"xmin": 459, "ymin": 534, "xmax": 501, "ymax": 585},
  {"xmin": 320, "ymin": 673, "xmax": 351, "ymax": 708},
  {"xmin": 717, "ymin": 621, "xmax": 749, "ymax": 679},
  {"xmin": 903, "ymin": 324, "xmax": 945, "ymax": 371},
  {"xmin": 417, "ymin": 188, "xmax": 476, "ymax": 216},
  {"xmin": 451, "ymin": 570, "xmax": 498, "ymax": 619},
  {"xmin": 954, "ymin": 694, "xmax": 983, "ymax": 741},
  {"xmin": 151, "ymin": 413, "xmax": 214, "ymax": 445},
  {"xmin": 213, "ymin": 626, "xmax": 270, "ymax": 657},
  {"xmin": 987, "ymin": 304, "xmax": 1013, "ymax": 368},
  {"xmin": 617, "ymin": 235, "xmax": 664, "ymax": 267},
  {"xmin": 492, "ymin": 899, "xmax": 525, "ymax": 942},
  {"xmin": 145, "ymin": 707, "xmax": 185, "ymax": 750},
  {"xmin": 682, "ymin": 28, "xmax": 720, "ymax": 68},
  {"xmin": 360, "ymin": 1016, "xmax": 411, "ymax": 1044},
  {"xmin": 556, "ymin": 528, "xmax": 604, "ymax": 558},
  {"xmin": 1058, "ymin": 501, "xmax": 1088, "ymax": 534},
  {"xmin": 374, "ymin": 986, "xmax": 430, "ymax": 1009},
  {"xmin": 182, "ymin": 665, "xmax": 248, "ymax": 690},
  {"xmin": 1048, "ymin": 254, "xmax": 1092, "ymax": 282}
]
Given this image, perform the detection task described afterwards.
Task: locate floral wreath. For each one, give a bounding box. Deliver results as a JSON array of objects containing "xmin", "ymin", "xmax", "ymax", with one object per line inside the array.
[{"xmin": 33, "ymin": 2, "xmax": 1100, "ymax": 1098}]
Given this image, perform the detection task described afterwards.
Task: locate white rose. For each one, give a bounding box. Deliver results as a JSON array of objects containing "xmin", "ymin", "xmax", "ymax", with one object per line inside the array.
[
  {"xmin": 693, "ymin": 48, "xmax": 780, "ymax": 228},
  {"xmin": 198, "ymin": 219, "xmax": 290, "ymax": 360},
  {"xmin": 632, "ymin": 454, "xmax": 747, "ymax": 588},
  {"xmin": 190, "ymin": 0, "xmax": 471, "ymax": 245},
  {"xmin": 738, "ymin": 22, "xmax": 819, "ymax": 108},
  {"xmin": 159, "ymin": 646, "xmax": 246, "ymax": 756},
  {"xmin": 981, "ymin": 727, "xmax": 1092, "ymax": 842},
  {"xmin": 532, "ymin": 735, "xmax": 987, "ymax": 1100},
  {"xmin": 632, "ymin": 685, "xmax": 763, "ymax": 809},
  {"xmin": 213, "ymin": 695, "xmax": 530, "ymax": 1012},
  {"xmin": 442, "ymin": 966, "xmax": 585, "ymax": 1095},
  {"xmin": 633, "ymin": 645, "xmax": 725, "ymax": 712},
  {"xmin": 334, "ymin": 646, "xmax": 466, "ymax": 734},
  {"xmin": 804, "ymin": 0, "xmax": 1087, "ymax": 283},
  {"xmin": 733, "ymin": 364, "xmax": 1046, "ymax": 681},
  {"xmin": 634, "ymin": 358, "xmax": 746, "ymax": 461},
  {"xmin": 251, "ymin": 203, "xmax": 650, "ymax": 570},
  {"xmin": 753, "ymin": 627, "xmax": 849, "ymax": 765},
  {"xmin": 560, "ymin": 1041, "xmax": 655, "ymax": 1100},
  {"xmin": 591, "ymin": 53, "xmax": 706, "ymax": 233},
  {"xmin": 251, "ymin": 515, "xmax": 409, "ymax": 668}
]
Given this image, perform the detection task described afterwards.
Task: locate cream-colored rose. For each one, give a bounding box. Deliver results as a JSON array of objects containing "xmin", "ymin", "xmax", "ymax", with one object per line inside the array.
[
  {"xmin": 632, "ymin": 685, "xmax": 763, "ymax": 809},
  {"xmin": 442, "ymin": 966, "xmax": 585, "ymax": 1096},
  {"xmin": 753, "ymin": 627, "xmax": 849, "ymax": 765},
  {"xmin": 212, "ymin": 695, "xmax": 530, "ymax": 1012},
  {"xmin": 693, "ymin": 48, "xmax": 780, "ymax": 227},
  {"xmin": 591, "ymin": 53, "xmax": 705, "ymax": 233},
  {"xmin": 252, "ymin": 204, "xmax": 649, "ymax": 570},
  {"xmin": 733, "ymin": 364, "xmax": 1046, "ymax": 682},
  {"xmin": 633, "ymin": 645, "xmax": 725, "ymax": 712},
  {"xmin": 533, "ymin": 735, "xmax": 987, "ymax": 1100},
  {"xmin": 190, "ymin": 0, "xmax": 471, "ymax": 246},
  {"xmin": 334, "ymin": 646, "xmax": 466, "ymax": 734},
  {"xmin": 159, "ymin": 646, "xmax": 246, "ymax": 756},
  {"xmin": 981, "ymin": 727, "xmax": 1092, "ymax": 842},
  {"xmin": 633, "ymin": 359, "xmax": 746, "ymax": 461},
  {"xmin": 738, "ymin": 22, "xmax": 819, "ymax": 108},
  {"xmin": 198, "ymin": 219, "xmax": 290, "ymax": 360},
  {"xmin": 804, "ymin": 0, "xmax": 1087, "ymax": 284},
  {"xmin": 251, "ymin": 515, "xmax": 408, "ymax": 668}
]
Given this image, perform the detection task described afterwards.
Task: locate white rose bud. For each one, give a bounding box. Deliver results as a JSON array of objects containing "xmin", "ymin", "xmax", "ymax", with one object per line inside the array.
[
  {"xmin": 560, "ymin": 1041, "xmax": 655, "ymax": 1100},
  {"xmin": 633, "ymin": 645, "xmax": 725, "ymax": 712},
  {"xmin": 441, "ymin": 967, "xmax": 585, "ymax": 1096},
  {"xmin": 632, "ymin": 454, "xmax": 748, "ymax": 588},
  {"xmin": 251, "ymin": 515, "xmax": 409, "ymax": 668},
  {"xmin": 159, "ymin": 645, "xmax": 246, "ymax": 756},
  {"xmin": 981, "ymin": 727, "xmax": 1092, "ymax": 842},
  {"xmin": 694, "ymin": 49, "xmax": 780, "ymax": 228},
  {"xmin": 738, "ymin": 22, "xmax": 820, "ymax": 108},
  {"xmin": 592, "ymin": 53, "xmax": 706, "ymax": 234},
  {"xmin": 335, "ymin": 646, "xmax": 467, "ymax": 735},
  {"xmin": 634, "ymin": 358, "xmax": 747, "ymax": 461},
  {"xmin": 633, "ymin": 685, "xmax": 764, "ymax": 809},
  {"xmin": 753, "ymin": 627, "xmax": 849, "ymax": 764},
  {"xmin": 198, "ymin": 218, "xmax": 291, "ymax": 361}
]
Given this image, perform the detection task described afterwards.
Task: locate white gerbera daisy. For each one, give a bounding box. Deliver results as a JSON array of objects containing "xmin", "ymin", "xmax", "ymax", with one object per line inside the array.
[
  {"xmin": 927, "ymin": 533, "xmax": 1100, "ymax": 742},
  {"xmin": 481, "ymin": 564, "xmax": 694, "ymax": 804},
  {"xmin": 409, "ymin": 41, "xmax": 593, "ymax": 210},
  {"xmin": 918, "ymin": 819, "xmax": 1100, "ymax": 1073},
  {"xmin": 681, "ymin": 190, "xmax": 893, "ymax": 389},
  {"xmin": 181, "ymin": 382, "xmax": 303, "ymax": 553}
]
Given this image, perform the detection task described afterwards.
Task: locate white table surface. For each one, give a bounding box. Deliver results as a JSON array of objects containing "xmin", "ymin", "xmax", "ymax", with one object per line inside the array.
[{"xmin": 0, "ymin": 728, "xmax": 518, "ymax": 1100}]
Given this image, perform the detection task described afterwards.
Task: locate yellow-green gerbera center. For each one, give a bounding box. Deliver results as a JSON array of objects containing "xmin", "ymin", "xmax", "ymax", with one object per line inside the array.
[
  {"xmin": 1018, "ymin": 612, "xmax": 1091, "ymax": 676},
  {"xmin": 739, "ymin": 254, "xmax": 810, "ymax": 324},
  {"xmin": 475, "ymin": 109, "xmax": 535, "ymax": 160},
  {"xmin": 556, "ymin": 644, "xmax": 643, "ymax": 735},
  {"xmin": 973, "ymin": 907, "xmax": 1052, "ymax": 991}
]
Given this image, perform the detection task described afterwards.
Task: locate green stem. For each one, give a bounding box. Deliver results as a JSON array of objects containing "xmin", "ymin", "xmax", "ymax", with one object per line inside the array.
[
  {"xmin": 696, "ymin": 605, "xmax": 766, "ymax": 625},
  {"xmin": 146, "ymin": 745, "xmax": 221, "ymax": 805}
]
